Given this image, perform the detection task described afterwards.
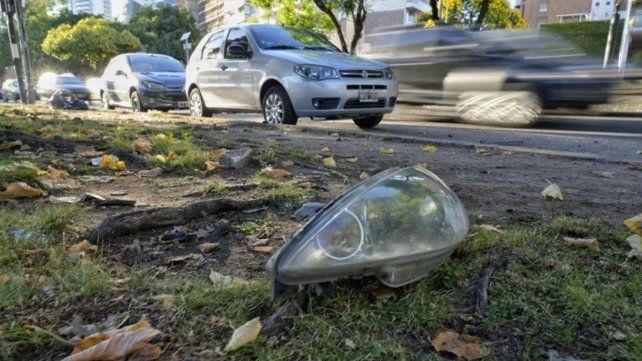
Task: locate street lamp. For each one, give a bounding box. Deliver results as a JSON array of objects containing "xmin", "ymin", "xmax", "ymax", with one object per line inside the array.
[{"xmin": 180, "ymin": 32, "xmax": 191, "ymax": 63}]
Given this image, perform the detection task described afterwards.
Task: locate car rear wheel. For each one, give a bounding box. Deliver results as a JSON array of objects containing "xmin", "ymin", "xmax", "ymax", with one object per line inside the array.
[
  {"xmin": 456, "ymin": 90, "xmax": 541, "ymax": 127},
  {"xmin": 189, "ymin": 88, "xmax": 213, "ymax": 118},
  {"xmin": 262, "ymin": 86, "xmax": 297, "ymax": 125},
  {"xmin": 130, "ymin": 91, "xmax": 147, "ymax": 113},
  {"xmin": 101, "ymin": 91, "xmax": 114, "ymax": 110},
  {"xmin": 353, "ymin": 115, "xmax": 383, "ymax": 129}
]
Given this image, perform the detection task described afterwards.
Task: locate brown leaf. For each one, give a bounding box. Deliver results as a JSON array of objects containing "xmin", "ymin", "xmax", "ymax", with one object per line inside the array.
[
  {"xmin": 71, "ymin": 320, "xmax": 152, "ymax": 354},
  {"xmin": 132, "ymin": 138, "xmax": 152, "ymax": 155},
  {"xmin": 138, "ymin": 167, "xmax": 162, "ymax": 178},
  {"xmin": 431, "ymin": 331, "xmax": 489, "ymax": 361},
  {"xmin": 126, "ymin": 343, "xmax": 162, "ymax": 361},
  {"xmin": 44, "ymin": 165, "xmax": 70, "ymax": 179},
  {"xmin": 260, "ymin": 167, "xmax": 292, "ymax": 179},
  {"xmin": 198, "ymin": 242, "xmax": 219, "ymax": 254},
  {"xmin": 627, "ymin": 162, "xmax": 642, "ymax": 170},
  {"xmin": 213, "ymin": 148, "xmax": 229, "ymax": 158},
  {"xmin": 251, "ymin": 245, "xmax": 274, "ymax": 253},
  {"xmin": 69, "ymin": 240, "xmax": 98, "ymax": 255},
  {"xmin": 224, "ymin": 317, "xmax": 262, "ymax": 352},
  {"xmin": 0, "ymin": 182, "xmax": 45, "ymax": 200},
  {"xmin": 63, "ymin": 327, "xmax": 160, "ymax": 361},
  {"xmin": 204, "ymin": 161, "xmax": 223, "ymax": 172},
  {"xmin": 162, "ymin": 253, "xmax": 203, "ymax": 265},
  {"xmin": 563, "ymin": 237, "xmax": 600, "ymax": 251},
  {"xmin": 624, "ymin": 214, "xmax": 642, "ymax": 235}
]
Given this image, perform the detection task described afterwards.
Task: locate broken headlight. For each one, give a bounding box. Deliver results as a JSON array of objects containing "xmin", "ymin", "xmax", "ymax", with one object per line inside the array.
[{"xmin": 268, "ymin": 166, "xmax": 468, "ymax": 291}]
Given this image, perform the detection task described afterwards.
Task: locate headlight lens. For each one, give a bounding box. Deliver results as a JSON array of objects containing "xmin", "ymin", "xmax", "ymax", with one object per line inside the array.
[
  {"xmin": 141, "ymin": 81, "xmax": 167, "ymax": 91},
  {"xmin": 268, "ymin": 166, "xmax": 468, "ymax": 288},
  {"xmin": 384, "ymin": 67, "xmax": 394, "ymax": 79},
  {"xmin": 294, "ymin": 64, "xmax": 340, "ymax": 80}
]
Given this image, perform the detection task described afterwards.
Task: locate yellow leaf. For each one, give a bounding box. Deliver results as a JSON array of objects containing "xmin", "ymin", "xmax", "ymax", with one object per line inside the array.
[
  {"xmin": 69, "ymin": 240, "xmax": 98, "ymax": 255},
  {"xmin": 541, "ymin": 183, "xmax": 563, "ymax": 201},
  {"xmin": 416, "ymin": 162, "xmax": 429, "ymax": 169},
  {"xmin": 224, "ymin": 317, "xmax": 262, "ymax": 352},
  {"xmin": 322, "ymin": 157, "xmax": 336, "ymax": 168},
  {"xmin": 152, "ymin": 133, "xmax": 168, "ymax": 141},
  {"xmin": 98, "ymin": 155, "xmax": 120, "ymax": 170},
  {"xmin": 115, "ymin": 161, "xmax": 126, "ymax": 171},
  {"xmin": 321, "ymin": 146, "xmax": 330, "ymax": 153},
  {"xmin": 63, "ymin": 327, "xmax": 161, "ymax": 361},
  {"xmin": 624, "ymin": 214, "xmax": 642, "ymax": 235},
  {"xmin": 198, "ymin": 242, "xmax": 219, "ymax": 253},
  {"xmin": 154, "ymin": 155, "xmax": 167, "ymax": 163},
  {"xmin": 379, "ymin": 147, "xmax": 395, "ymax": 155},
  {"xmin": 204, "ymin": 161, "xmax": 223, "ymax": 172},
  {"xmin": 421, "ymin": 145, "xmax": 438, "ymax": 153},
  {"xmin": 626, "ymin": 234, "xmax": 642, "ymax": 252},
  {"xmin": 43, "ymin": 165, "xmax": 70, "ymax": 179},
  {"xmin": 563, "ymin": 237, "xmax": 600, "ymax": 251},
  {"xmin": 431, "ymin": 331, "xmax": 489, "ymax": 361}
]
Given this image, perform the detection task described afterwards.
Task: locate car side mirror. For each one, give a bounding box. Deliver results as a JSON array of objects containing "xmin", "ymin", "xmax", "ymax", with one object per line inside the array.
[
  {"xmin": 115, "ymin": 70, "xmax": 127, "ymax": 78},
  {"xmin": 227, "ymin": 44, "xmax": 250, "ymax": 59}
]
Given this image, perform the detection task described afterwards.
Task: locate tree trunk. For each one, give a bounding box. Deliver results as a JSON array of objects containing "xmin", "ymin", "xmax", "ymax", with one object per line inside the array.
[
  {"xmin": 476, "ymin": 0, "xmax": 491, "ymax": 28},
  {"xmin": 312, "ymin": 0, "xmax": 349, "ymax": 53},
  {"xmin": 349, "ymin": 0, "xmax": 367, "ymax": 54},
  {"xmin": 430, "ymin": 0, "xmax": 440, "ymax": 20}
]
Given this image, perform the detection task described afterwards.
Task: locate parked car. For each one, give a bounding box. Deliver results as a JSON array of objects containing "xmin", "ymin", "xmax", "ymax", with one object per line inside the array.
[
  {"xmin": 86, "ymin": 77, "xmax": 103, "ymax": 101},
  {"xmin": 100, "ymin": 53, "xmax": 187, "ymax": 112},
  {"xmin": 186, "ymin": 24, "xmax": 399, "ymax": 128},
  {"xmin": 37, "ymin": 73, "xmax": 90, "ymax": 100},
  {"xmin": 361, "ymin": 25, "xmax": 616, "ymax": 125}
]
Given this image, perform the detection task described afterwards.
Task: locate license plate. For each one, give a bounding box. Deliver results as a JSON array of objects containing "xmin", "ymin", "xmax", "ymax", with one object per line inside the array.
[
  {"xmin": 358, "ymin": 90, "xmax": 378, "ymax": 103},
  {"xmin": 178, "ymin": 101, "xmax": 188, "ymax": 108}
]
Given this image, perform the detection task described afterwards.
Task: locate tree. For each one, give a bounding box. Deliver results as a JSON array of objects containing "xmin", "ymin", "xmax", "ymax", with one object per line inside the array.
[
  {"xmin": 429, "ymin": 0, "xmax": 440, "ymax": 21},
  {"xmin": 436, "ymin": 0, "xmax": 526, "ymax": 30},
  {"xmin": 128, "ymin": 4, "xmax": 201, "ymax": 63},
  {"xmin": 1, "ymin": 18, "xmax": 12, "ymax": 78},
  {"xmin": 42, "ymin": 18, "xmax": 141, "ymax": 73},
  {"xmin": 251, "ymin": 0, "xmax": 368, "ymax": 54}
]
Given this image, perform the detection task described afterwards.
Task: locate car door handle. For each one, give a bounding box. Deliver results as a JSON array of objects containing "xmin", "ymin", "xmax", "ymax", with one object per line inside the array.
[{"xmin": 219, "ymin": 65, "xmax": 228, "ymax": 71}]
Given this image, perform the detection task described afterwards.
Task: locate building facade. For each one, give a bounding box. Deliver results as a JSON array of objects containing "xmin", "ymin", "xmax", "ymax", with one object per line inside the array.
[
  {"xmin": 364, "ymin": 0, "xmax": 429, "ymax": 34},
  {"xmin": 519, "ymin": 0, "xmax": 626, "ymax": 27},
  {"xmin": 67, "ymin": 0, "xmax": 112, "ymax": 19},
  {"xmin": 196, "ymin": 0, "xmax": 254, "ymax": 31}
]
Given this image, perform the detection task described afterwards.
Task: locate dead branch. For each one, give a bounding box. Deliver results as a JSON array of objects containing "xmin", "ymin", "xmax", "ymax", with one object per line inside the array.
[
  {"xmin": 2, "ymin": 130, "xmax": 76, "ymax": 153},
  {"xmin": 294, "ymin": 160, "xmax": 349, "ymax": 183},
  {"xmin": 90, "ymin": 197, "xmax": 268, "ymax": 244},
  {"xmin": 475, "ymin": 263, "xmax": 498, "ymax": 315},
  {"xmin": 182, "ymin": 183, "xmax": 259, "ymax": 198}
]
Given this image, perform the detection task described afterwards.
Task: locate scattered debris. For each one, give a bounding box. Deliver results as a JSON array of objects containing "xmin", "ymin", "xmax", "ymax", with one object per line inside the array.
[
  {"xmin": 97, "ymin": 155, "xmax": 126, "ymax": 171},
  {"xmin": 138, "ymin": 167, "xmax": 162, "ymax": 178},
  {"xmin": 359, "ymin": 172, "xmax": 369, "ymax": 180},
  {"xmin": 321, "ymin": 146, "xmax": 330, "ymax": 153},
  {"xmin": 431, "ymin": 331, "xmax": 489, "ymax": 361},
  {"xmin": 563, "ymin": 237, "xmax": 600, "ymax": 251},
  {"xmin": 293, "ymin": 202, "xmax": 324, "ymax": 221},
  {"xmin": 344, "ymin": 338, "xmax": 356, "ymax": 350},
  {"xmin": 110, "ymin": 190, "xmax": 128, "ymax": 196},
  {"xmin": 38, "ymin": 178, "xmax": 80, "ymax": 193},
  {"xmin": 204, "ymin": 160, "xmax": 223, "ymax": 172},
  {"xmin": 379, "ymin": 147, "xmax": 395, "ymax": 155},
  {"xmin": 474, "ymin": 224, "xmax": 505, "ymax": 234},
  {"xmin": 594, "ymin": 171, "xmax": 615, "ymax": 179},
  {"xmin": 547, "ymin": 349, "xmax": 587, "ymax": 361},
  {"xmin": 8, "ymin": 229, "xmax": 47, "ymax": 243},
  {"xmin": 220, "ymin": 148, "xmax": 253, "ymax": 169},
  {"xmin": 260, "ymin": 167, "xmax": 292, "ymax": 179},
  {"xmin": 322, "ymin": 157, "xmax": 336, "ymax": 168},
  {"xmin": 346, "ymin": 157, "xmax": 358, "ymax": 163},
  {"xmin": 0, "ymin": 182, "xmax": 45, "ymax": 200},
  {"xmin": 198, "ymin": 242, "xmax": 219, "ymax": 254},
  {"xmin": 69, "ymin": 240, "xmax": 98, "ymax": 255},
  {"xmin": 224, "ymin": 317, "xmax": 262, "ymax": 352},
  {"xmin": 75, "ymin": 145, "xmax": 102, "ymax": 157},
  {"xmin": 624, "ymin": 214, "xmax": 642, "ymax": 234},
  {"xmin": 132, "ymin": 138, "xmax": 152, "ymax": 155},
  {"xmin": 79, "ymin": 175, "xmax": 115, "ymax": 184},
  {"xmin": 209, "ymin": 270, "xmax": 246, "ymax": 287},
  {"xmin": 50, "ymin": 195, "xmax": 82, "ymax": 204},
  {"xmin": 627, "ymin": 162, "xmax": 642, "ymax": 170},
  {"xmin": 162, "ymin": 253, "xmax": 203, "ymax": 265},
  {"xmin": 541, "ymin": 183, "xmax": 563, "ymax": 201},
  {"xmin": 422, "ymin": 145, "xmax": 438, "ymax": 153}
]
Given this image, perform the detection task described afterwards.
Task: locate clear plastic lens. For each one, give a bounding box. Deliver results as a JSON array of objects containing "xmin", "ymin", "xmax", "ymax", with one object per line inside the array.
[
  {"xmin": 142, "ymin": 81, "xmax": 166, "ymax": 91},
  {"xmin": 272, "ymin": 167, "xmax": 469, "ymax": 287},
  {"xmin": 294, "ymin": 64, "xmax": 340, "ymax": 80}
]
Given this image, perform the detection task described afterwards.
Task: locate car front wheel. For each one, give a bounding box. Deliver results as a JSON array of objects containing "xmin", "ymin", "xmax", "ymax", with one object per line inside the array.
[
  {"xmin": 262, "ymin": 86, "xmax": 297, "ymax": 125},
  {"xmin": 189, "ymin": 88, "xmax": 213, "ymax": 118},
  {"xmin": 130, "ymin": 91, "xmax": 147, "ymax": 112},
  {"xmin": 101, "ymin": 92, "xmax": 114, "ymax": 110},
  {"xmin": 353, "ymin": 115, "xmax": 383, "ymax": 129}
]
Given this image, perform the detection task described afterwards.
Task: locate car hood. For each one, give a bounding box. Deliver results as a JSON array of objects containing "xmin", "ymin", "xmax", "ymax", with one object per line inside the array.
[
  {"xmin": 135, "ymin": 72, "xmax": 185, "ymax": 88},
  {"xmin": 54, "ymin": 84, "xmax": 89, "ymax": 92},
  {"xmin": 264, "ymin": 50, "xmax": 389, "ymax": 70}
]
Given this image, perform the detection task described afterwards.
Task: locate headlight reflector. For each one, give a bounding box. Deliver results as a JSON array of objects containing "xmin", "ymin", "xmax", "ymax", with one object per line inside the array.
[
  {"xmin": 294, "ymin": 64, "xmax": 340, "ymax": 80},
  {"xmin": 268, "ymin": 166, "xmax": 468, "ymax": 289},
  {"xmin": 383, "ymin": 67, "xmax": 394, "ymax": 79},
  {"xmin": 141, "ymin": 80, "xmax": 167, "ymax": 91}
]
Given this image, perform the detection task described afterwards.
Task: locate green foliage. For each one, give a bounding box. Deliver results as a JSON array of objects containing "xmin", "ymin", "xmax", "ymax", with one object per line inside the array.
[
  {"xmin": 250, "ymin": 0, "xmax": 333, "ymax": 34},
  {"xmin": 0, "ymin": 16, "xmax": 12, "ymax": 77},
  {"xmin": 128, "ymin": 4, "xmax": 201, "ymax": 63},
  {"xmin": 541, "ymin": 20, "xmax": 623, "ymax": 59},
  {"xmin": 42, "ymin": 18, "xmax": 141, "ymax": 72},
  {"xmin": 443, "ymin": 0, "xmax": 527, "ymax": 29}
]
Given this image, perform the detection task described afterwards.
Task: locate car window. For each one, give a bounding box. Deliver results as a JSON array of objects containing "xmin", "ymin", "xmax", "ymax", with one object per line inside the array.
[
  {"xmin": 202, "ymin": 31, "xmax": 224, "ymax": 60},
  {"xmin": 128, "ymin": 55, "xmax": 184, "ymax": 73},
  {"xmin": 224, "ymin": 28, "xmax": 252, "ymax": 59},
  {"xmin": 249, "ymin": 26, "xmax": 339, "ymax": 52},
  {"xmin": 56, "ymin": 76, "xmax": 83, "ymax": 85}
]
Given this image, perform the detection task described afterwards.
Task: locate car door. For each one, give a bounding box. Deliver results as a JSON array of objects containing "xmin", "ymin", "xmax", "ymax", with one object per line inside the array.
[
  {"xmin": 218, "ymin": 28, "xmax": 256, "ymax": 109},
  {"xmin": 112, "ymin": 57, "xmax": 132, "ymax": 105},
  {"xmin": 196, "ymin": 30, "xmax": 225, "ymax": 107},
  {"xmin": 103, "ymin": 58, "xmax": 119, "ymax": 103}
]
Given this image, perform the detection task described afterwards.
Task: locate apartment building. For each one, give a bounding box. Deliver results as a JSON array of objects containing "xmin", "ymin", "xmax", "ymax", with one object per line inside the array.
[
  {"xmin": 520, "ymin": 0, "xmax": 625, "ymax": 27},
  {"xmin": 197, "ymin": 0, "xmax": 255, "ymax": 31},
  {"xmin": 67, "ymin": 0, "xmax": 112, "ymax": 20},
  {"xmin": 364, "ymin": 0, "xmax": 430, "ymax": 34}
]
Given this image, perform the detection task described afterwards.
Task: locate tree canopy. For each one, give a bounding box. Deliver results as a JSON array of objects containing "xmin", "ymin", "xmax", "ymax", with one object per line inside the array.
[
  {"xmin": 425, "ymin": 0, "xmax": 527, "ymax": 29},
  {"xmin": 42, "ymin": 18, "xmax": 141, "ymax": 72},
  {"xmin": 127, "ymin": 4, "xmax": 201, "ymax": 63}
]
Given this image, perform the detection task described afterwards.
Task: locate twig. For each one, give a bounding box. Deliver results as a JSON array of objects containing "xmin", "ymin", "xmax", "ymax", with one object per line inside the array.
[
  {"xmin": 294, "ymin": 160, "xmax": 349, "ymax": 183},
  {"xmin": 475, "ymin": 263, "xmax": 498, "ymax": 315}
]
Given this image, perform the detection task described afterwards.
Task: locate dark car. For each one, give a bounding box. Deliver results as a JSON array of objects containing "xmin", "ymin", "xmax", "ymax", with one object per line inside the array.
[
  {"xmin": 100, "ymin": 53, "xmax": 187, "ymax": 112},
  {"xmin": 36, "ymin": 73, "xmax": 90, "ymax": 101},
  {"xmin": 361, "ymin": 25, "xmax": 615, "ymax": 125}
]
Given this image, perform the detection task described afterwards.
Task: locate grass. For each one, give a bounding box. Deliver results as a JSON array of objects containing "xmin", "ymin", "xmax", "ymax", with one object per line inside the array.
[{"xmin": 257, "ymin": 175, "xmax": 313, "ymax": 207}]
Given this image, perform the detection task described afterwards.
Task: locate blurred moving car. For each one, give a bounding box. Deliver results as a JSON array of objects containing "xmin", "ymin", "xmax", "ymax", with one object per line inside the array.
[
  {"xmin": 186, "ymin": 24, "xmax": 398, "ymax": 127},
  {"xmin": 37, "ymin": 73, "xmax": 90, "ymax": 101},
  {"xmin": 86, "ymin": 77, "xmax": 103, "ymax": 101},
  {"xmin": 1, "ymin": 79, "xmax": 20, "ymax": 101},
  {"xmin": 361, "ymin": 25, "xmax": 615, "ymax": 126},
  {"xmin": 100, "ymin": 53, "xmax": 187, "ymax": 112}
]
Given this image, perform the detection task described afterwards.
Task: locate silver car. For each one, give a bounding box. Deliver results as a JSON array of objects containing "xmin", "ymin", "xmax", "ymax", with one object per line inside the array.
[{"xmin": 185, "ymin": 24, "xmax": 399, "ymax": 128}]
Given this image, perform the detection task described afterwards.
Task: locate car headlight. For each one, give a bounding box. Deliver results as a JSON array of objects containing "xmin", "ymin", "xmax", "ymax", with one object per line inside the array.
[
  {"xmin": 294, "ymin": 64, "xmax": 340, "ymax": 80},
  {"xmin": 384, "ymin": 67, "xmax": 394, "ymax": 79},
  {"xmin": 141, "ymin": 81, "xmax": 167, "ymax": 91},
  {"xmin": 268, "ymin": 166, "xmax": 468, "ymax": 295}
]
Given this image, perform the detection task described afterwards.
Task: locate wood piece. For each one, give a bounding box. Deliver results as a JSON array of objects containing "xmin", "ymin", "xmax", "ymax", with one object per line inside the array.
[{"xmin": 1, "ymin": 130, "xmax": 76, "ymax": 153}]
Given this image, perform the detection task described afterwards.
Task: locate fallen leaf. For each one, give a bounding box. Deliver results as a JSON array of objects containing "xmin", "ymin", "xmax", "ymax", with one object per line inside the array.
[
  {"xmin": 75, "ymin": 145, "xmax": 102, "ymax": 157},
  {"xmin": 431, "ymin": 330, "xmax": 489, "ymax": 361},
  {"xmin": 162, "ymin": 253, "xmax": 203, "ymax": 265},
  {"xmin": 138, "ymin": 167, "xmax": 162, "ymax": 178},
  {"xmin": 0, "ymin": 182, "xmax": 45, "ymax": 200},
  {"xmin": 624, "ymin": 214, "xmax": 642, "ymax": 235},
  {"xmin": 69, "ymin": 240, "xmax": 98, "ymax": 255},
  {"xmin": 43, "ymin": 165, "xmax": 70, "ymax": 179},
  {"xmin": 627, "ymin": 249, "xmax": 642, "ymax": 261},
  {"xmin": 133, "ymin": 138, "xmax": 152, "ymax": 155},
  {"xmin": 213, "ymin": 148, "xmax": 228, "ymax": 158},
  {"xmin": 322, "ymin": 157, "xmax": 336, "ymax": 168},
  {"xmin": 345, "ymin": 157, "xmax": 358, "ymax": 163},
  {"xmin": 98, "ymin": 155, "xmax": 125, "ymax": 171},
  {"xmin": 17, "ymin": 161, "xmax": 46, "ymax": 176},
  {"xmin": 321, "ymin": 146, "xmax": 330, "ymax": 153},
  {"xmin": 260, "ymin": 167, "xmax": 292, "ymax": 179},
  {"xmin": 344, "ymin": 338, "xmax": 356, "ymax": 350},
  {"xmin": 63, "ymin": 326, "xmax": 160, "ymax": 361},
  {"xmin": 626, "ymin": 234, "xmax": 642, "ymax": 252},
  {"xmin": 204, "ymin": 160, "xmax": 223, "ymax": 172},
  {"xmin": 541, "ymin": 183, "xmax": 563, "ymax": 201},
  {"xmin": 224, "ymin": 317, "xmax": 262, "ymax": 352},
  {"xmin": 474, "ymin": 224, "xmax": 505, "ymax": 234},
  {"xmin": 563, "ymin": 236, "xmax": 600, "ymax": 251},
  {"xmin": 198, "ymin": 242, "xmax": 219, "ymax": 253},
  {"xmin": 150, "ymin": 294, "xmax": 174, "ymax": 311},
  {"xmin": 126, "ymin": 343, "xmax": 162, "ymax": 361},
  {"xmin": 475, "ymin": 147, "xmax": 490, "ymax": 154},
  {"xmin": 594, "ymin": 171, "xmax": 615, "ymax": 178},
  {"xmin": 627, "ymin": 162, "xmax": 642, "ymax": 170},
  {"xmin": 379, "ymin": 147, "xmax": 395, "ymax": 155},
  {"xmin": 0, "ymin": 140, "xmax": 22, "ymax": 151},
  {"xmin": 152, "ymin": 133, "xmax": 168, "ymax": 141},
  {"xmin": 251, "ymin": 245, "xmax": 274, "ymax": 253},
  {"xmin": 209, "ymin": 270, "xmax": 246, "ymax": 287},
  {"xmin": 422, "ymin": 145, "xmax": 438, "ymax": 153},
  {"xmin": 154, "ymin": 155, "xmax": 167, "ymax": 163},
  {"xmin": 281, "ymin": 160, "xmax": 294, "ymax": 166},
  {"xmin": 359, "ymin": 172, "xmax": 369, "ymax": 180}
]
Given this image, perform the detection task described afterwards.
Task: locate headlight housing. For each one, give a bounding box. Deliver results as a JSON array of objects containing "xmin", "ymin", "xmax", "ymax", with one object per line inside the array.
[
  {"xmin": 141, "ymin": 80, "xmax": 167, "ymax": 91},
  {"xmin": 294, "ymin": 64, "xmax": 340, "ymax": 80},
  {"xmin": 268, "ymin": 166, "xmax": 468, "ymax": 290},
  {"xmin": 383, "ymin": 67, "xmax": 394, "ymax": 79}
]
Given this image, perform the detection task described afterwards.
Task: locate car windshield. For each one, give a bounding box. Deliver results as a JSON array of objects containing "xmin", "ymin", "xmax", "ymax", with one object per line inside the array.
[
  {"xmin": 250, "ymin": 26, "xmax": 340, "ymax": 52},
  {"xmin": 56, "ymin": 76, "xmax": 83, "ymax": 85},
  {"xmin": 129, "ymin": 55, "xmax": 184, "ymax": 73}
]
